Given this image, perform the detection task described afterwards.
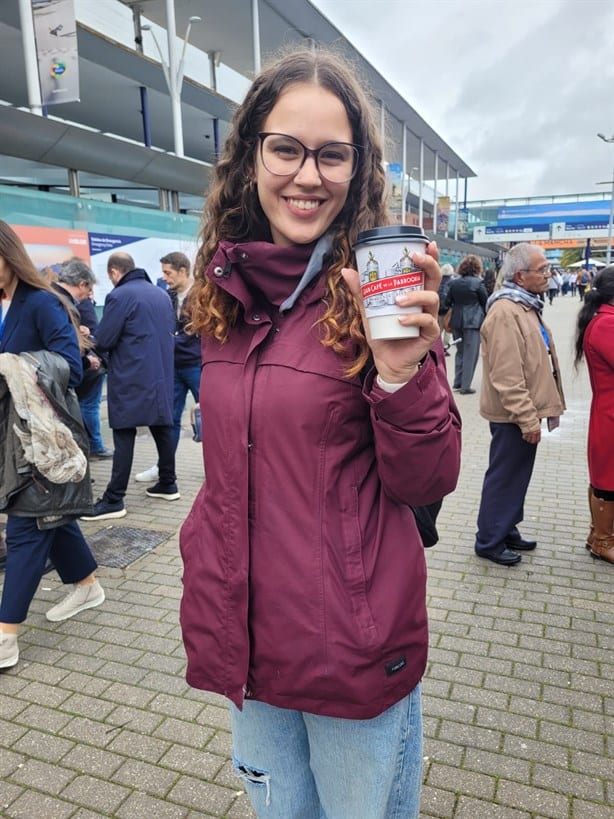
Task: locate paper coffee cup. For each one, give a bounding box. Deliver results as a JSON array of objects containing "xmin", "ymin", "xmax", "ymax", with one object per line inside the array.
[{"xmin": 354, "ymin": 226, "xmax": 429, "ymax": 340}]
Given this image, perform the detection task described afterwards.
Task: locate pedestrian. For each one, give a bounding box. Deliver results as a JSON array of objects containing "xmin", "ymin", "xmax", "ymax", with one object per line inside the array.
[
  {"xmin": 55, "ymin": 257, "xmax": 112, "ymax": 459},
  {"xmin": 577, "ymin": 268, "xmax": 590, "ymax": 301},
  {"xmin": 546, "ymin": 269, "xmax": 559, "ymax": 305},
  {"xmin": 475, "ymin": 243, "xmax": 565, "ymax": 566},
  {"xmin": 574, "ymin": 265, "xmax": 614, "ymax": 564},
  {"xmin": 81, "ymin": 252, "xmax": 178, "ymax": 520},
  {"xmin": 444, "ymin": 254, "xmax": 488, "ymax": 394},
  {"xmin": 437, "ymin": 262, "xmax": 455, "ymax": 353},
  {"xmin": 135, "ymin": 252, "xmax": 201, "ymax": 484},
  {"xmin": 0, "ymin": 221, "xmax": 105, "ymax": 669},
  {"xmin": 179, "ymin": 48, "xmax": 461, "ymax": 818}
]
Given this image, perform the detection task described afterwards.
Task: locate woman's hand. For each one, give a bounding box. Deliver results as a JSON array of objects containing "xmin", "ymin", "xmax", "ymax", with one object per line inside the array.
[{"xmin": 342, "ymin": 240, "xmax": 442, "ymax": 383}]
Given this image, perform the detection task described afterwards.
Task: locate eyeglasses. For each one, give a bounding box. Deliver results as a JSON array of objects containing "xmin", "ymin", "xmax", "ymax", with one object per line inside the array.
[
  {"xmin": 257, "ymin": 132, "xmax": 361, "ymax": 183},
  {"xmin": 521, "ymin": 264, "xmax": 550, "ymax": 275}
]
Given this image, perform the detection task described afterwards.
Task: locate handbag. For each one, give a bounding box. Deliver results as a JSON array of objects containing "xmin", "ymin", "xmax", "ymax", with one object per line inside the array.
[{"xmin": 442, "ymin": 308, "xmax": 452, "ymax": 334}]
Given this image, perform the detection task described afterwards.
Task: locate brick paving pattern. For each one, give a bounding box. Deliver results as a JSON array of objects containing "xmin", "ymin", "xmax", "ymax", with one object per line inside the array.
[{"xmin": 0, "ymin": 293, "xmax": 612, "ymax": 818}]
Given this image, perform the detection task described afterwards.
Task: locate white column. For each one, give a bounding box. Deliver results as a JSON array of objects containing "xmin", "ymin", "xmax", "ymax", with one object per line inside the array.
[
  {"xmin": 454, "ymin": 172, "xmax": 460, "ymax": 240},
  {"xmin": 252, "ymin": 0, "xmax": 261, "ymax": 74},
  {"xmin": 433, "ymin": 151, "xmax": 439, "ymax": 234},
  {"xmin": 418, "ymin": 139, "xmax": 424, "ymax": 229},
  {"xmin": 445, "ymin": 163, "xmax": 450, "ymax": 237},
  {"xmin": 401, "ymin": 127, "xmax": 407, "ymax": 224},
  {"xmin": 18, "ymin": 0, "xmax": 42, "ymax": 115},
  {"xmin": 165, "ymin": 0, "xmax": 184, "ymax": 157}
]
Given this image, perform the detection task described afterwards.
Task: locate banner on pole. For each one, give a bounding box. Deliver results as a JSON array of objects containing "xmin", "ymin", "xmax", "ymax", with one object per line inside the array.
[
  {"xmin": 436, "ymin": 196, "xmax": 450, "ymax": 234},
  {"xmin": 32, "ymin": 0, "xmax": 80, "ymax": 106}
]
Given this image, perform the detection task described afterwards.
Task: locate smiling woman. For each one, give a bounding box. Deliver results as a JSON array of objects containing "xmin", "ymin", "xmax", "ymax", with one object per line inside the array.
[{"xmin": 179, "ymin": 47, "xmax": 461, "ymax": 819}]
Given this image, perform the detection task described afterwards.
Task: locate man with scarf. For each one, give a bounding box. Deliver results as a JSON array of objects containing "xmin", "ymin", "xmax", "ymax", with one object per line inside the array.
[{"xmin": 475, "ymin": 244, "xmax": 565, "ymax": 565}]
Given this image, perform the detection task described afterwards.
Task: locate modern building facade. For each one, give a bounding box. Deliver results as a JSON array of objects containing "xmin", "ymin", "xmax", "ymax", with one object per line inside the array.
[{"xmin": 0, "ymin": 0, "xmax": 498, "ymax": 292}]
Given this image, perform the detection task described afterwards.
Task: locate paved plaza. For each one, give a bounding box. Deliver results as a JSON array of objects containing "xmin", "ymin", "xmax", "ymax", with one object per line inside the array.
[{"xmin": 0, "ymin": 292, "xmax": 612, "ymax": 818}]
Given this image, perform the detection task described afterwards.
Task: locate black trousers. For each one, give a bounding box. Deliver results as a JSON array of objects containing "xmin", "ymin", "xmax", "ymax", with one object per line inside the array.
[
  {"xmin": 475, "ymin": 422, "xmax": 538, "ymax": 555},
  {"xmin": 104, "ymin": 425, "xmax": 175, "ymax": 503}
]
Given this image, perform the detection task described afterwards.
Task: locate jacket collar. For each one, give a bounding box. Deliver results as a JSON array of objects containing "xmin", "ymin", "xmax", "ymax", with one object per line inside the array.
[
  {"xmin": 115, "ymin": 268, "xmax": 152, "ymax": 287},
  {"xmin": 205, "ymin": 240, "xmax": 329, "ymax": 318}
]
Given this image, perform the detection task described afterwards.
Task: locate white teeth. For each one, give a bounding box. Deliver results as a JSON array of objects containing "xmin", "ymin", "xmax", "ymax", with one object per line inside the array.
[{"xmin": 287, "ymin": 199, "xmax": 320, "ymax": 211}]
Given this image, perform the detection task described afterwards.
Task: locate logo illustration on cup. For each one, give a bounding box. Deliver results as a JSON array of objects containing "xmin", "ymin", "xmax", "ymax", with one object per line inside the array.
[{"xmin": 354, "ymin": 226, "xmax": 429, "ymax": 340}]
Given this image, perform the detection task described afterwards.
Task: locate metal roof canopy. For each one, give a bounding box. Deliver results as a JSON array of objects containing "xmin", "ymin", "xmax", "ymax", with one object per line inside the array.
[
  {"xmin": 120, "ymin": 0, "xmax": 475, "ymax": 178},
  {"xmin": 0, "ymin": 0, "xmax": 474, "ymax": 198}
]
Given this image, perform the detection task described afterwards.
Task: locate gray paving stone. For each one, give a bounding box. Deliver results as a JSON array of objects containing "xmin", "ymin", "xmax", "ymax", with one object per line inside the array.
[
  {"xmin": 495, "ymin": 780, "xmax": 571, "ymax": 818},
  {"xmin": 0, "ymin": 298, "xmax": 611, "ymax": 818},
  {"xmin": 62, "ymin": 743, "xmax": 126, "ymax": 778},
  {"xmin": 167, "ymin": 775, "xmax": 237, "ymax": 814},
  {"xmin": 60, "ymin": 773, "xmax": 131, "ymax": 813},
  {"xmin": 2, "ymin": 789, "xmax": 74, "ymax": 819},
  {"xmin": 12, "ymin": 728, "xmax": 75, "ymax": 763},
  {"xmin": 112, "ymin": 757, "xmax": 180, "ymax": 796},
  {"xmin": 454, "ymin": 797, "xmax": 531, "ymax": 818},
  {"xmin": 114, "ymin": 791, "xmax": 190, "ymax": 819},
  {"xmin": 9, "ymin": 757, "xmax": 75, "ymax": 794}
]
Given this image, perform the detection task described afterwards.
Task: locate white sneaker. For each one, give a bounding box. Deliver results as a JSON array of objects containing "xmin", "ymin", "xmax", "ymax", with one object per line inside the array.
[
  {"xmin": 135, "ymin": 465, "xmax": 159, "ymax": 483},
  {"xmin": 46, "ymin": 579, "xmax": 105, "ymax": 622},
  {"xmin": 0, "ymin": 630, "xmax": 19, "ymax": 668}
]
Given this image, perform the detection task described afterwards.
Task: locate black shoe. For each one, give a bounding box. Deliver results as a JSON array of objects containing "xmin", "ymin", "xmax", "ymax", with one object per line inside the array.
[
  {"xmin": 146, "ymin": 482, "xmax": 181, "ymax": 501},
  {"xmin": 80, "ymin": 498, "xmax": 127, "ymax": 521},
  {"xmin": 459, "ymin": 388, "xmax": 476, "ymax": 395},
  {"xmin": 505, "ymin": 537, "xmax": 537, "ymax": 551},
  {"xmin": 90, "ymin": 449, "xmax": 114, "ymax": 460},
  {"xmin": 476, "ymin": 547, "xmax": 522, "ymax": 566}
]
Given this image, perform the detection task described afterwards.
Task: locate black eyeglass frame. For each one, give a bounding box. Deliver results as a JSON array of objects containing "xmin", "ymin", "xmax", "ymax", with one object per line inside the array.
[{"xmin": 257, "ymin": 132, "xmax": 362, "ymax": 183}]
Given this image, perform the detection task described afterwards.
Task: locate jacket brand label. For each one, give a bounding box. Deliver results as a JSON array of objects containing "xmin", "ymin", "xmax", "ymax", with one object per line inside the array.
[{"xmin": 385, "ymin": 656, "xmax": 407, "ymax": 677}]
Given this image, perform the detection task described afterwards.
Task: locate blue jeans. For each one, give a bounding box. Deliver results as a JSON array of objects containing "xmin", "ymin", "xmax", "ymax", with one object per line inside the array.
[
  {"xmin": 172, "ymin": 365, "xmax": 201, "ymax": 451},
  {"xmin": 79, "ymin": 374, "xmax": 105, "ymax": 453},
  {"xmin": 230, "ymin": 685, "xmax": 423, "ymax": 818}
]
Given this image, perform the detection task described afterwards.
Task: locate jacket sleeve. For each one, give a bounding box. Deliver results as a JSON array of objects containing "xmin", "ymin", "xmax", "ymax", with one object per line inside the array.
[
  {"xmin": 363, "ymin": 343, "xmax": 461, "ymax": 507},
  {"xmin": 477, "ymin": 282, "xmax": 488, "ymax": 308},
  {"xmin": 94, "ymin": 292, "xmax": 126, "ymax": 352},
  {"xmin": 482, "ymin": 308, "xmax": 540, "ymax": 433},
  {"xmin": 34, "ymin": 294, "xmax": 83, "ymax": 388}
]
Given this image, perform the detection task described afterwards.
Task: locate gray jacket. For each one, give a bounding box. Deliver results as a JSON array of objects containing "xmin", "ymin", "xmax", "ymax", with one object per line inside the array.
[
  {"xmin": 444, "ymin": 275, "xmax": 488, "ymax": 330},
  {"xmin": 0, "ymin": 351, "xmax": 93, "ymax": 528}
]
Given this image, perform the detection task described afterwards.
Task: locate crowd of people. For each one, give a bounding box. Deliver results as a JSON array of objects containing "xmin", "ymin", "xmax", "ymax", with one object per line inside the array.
[{"xmin": 0, "ymin": 44, "xmax": 611, "ymax": 819}]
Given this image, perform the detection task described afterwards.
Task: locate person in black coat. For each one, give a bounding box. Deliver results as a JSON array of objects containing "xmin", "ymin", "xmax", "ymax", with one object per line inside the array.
[
  {"xmin": 444, "ymin": 255, "xmax": 488, "ymax": 394},
  {"xmin": 55, "ymin": 258, "xmax": 112, "ymax": 459},
  {"xmin": 81, "ymin": 252, "xmax": 178, "ymax": 520}
]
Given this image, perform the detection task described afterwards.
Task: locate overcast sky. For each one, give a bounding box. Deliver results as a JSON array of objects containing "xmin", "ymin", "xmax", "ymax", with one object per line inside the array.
[{"xmin": 312, "ymin": 0, "xmax": 614, "ymax": 202}]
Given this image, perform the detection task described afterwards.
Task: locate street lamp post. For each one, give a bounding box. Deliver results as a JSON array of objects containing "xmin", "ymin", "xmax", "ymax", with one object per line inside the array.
[
  {"xmin": 142, "ymin": 13, "xmax": 201, "ymax": 158},
  {"xmin": 597, "ymin": 132, "xmax": 614, "ymax": 265}
]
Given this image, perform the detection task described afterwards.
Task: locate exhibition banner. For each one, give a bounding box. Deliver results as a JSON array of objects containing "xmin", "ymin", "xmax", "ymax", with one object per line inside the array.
[
  {"xmin": 32, "ymin": 0, "xmax": 80, "ymax": 106},
  {"xmin": 12, "ymin": 225, "xmax": 89, "ymax": 278}
]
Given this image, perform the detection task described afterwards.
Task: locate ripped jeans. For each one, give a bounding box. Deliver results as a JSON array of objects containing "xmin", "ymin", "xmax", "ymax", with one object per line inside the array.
[{"xmin": 230, "ymin": 684, "xmax": 422, "ymax": 819}]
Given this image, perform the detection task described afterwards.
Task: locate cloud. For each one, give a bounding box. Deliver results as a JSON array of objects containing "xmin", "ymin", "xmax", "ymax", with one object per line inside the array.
[{"xmin": 314, "ymin": 0, "xmax": 614, "ymax": 199}]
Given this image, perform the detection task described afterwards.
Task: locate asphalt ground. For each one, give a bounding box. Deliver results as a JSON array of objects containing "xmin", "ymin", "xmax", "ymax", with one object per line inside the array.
[{"xmin": 0, "ymin": 291, "xmax": 612, "ymax": 818}]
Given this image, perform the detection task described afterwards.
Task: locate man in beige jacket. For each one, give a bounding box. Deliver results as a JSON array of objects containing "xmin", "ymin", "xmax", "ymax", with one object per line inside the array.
[{"xmin": 475, "ymin": 244, "xmax": 565, "ymax": 565}]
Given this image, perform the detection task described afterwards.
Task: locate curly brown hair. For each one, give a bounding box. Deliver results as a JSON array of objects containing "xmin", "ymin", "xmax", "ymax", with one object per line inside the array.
[
  {"xmin": 189, "ymin": 47, "xmax": 391, "ymax": 376},
  {"xmin": 457, "ymin": 254, "xmax": 483, "ymax": 278}
]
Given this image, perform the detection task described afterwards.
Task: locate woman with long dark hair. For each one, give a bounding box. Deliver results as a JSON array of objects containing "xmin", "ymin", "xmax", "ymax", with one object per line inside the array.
[
  {"xmin": 0, "ymin": 221, "xmax": 104, "ymax": 669},
  {"xmin": 575, "ymin": 265, "xmax": 614, "ymax": 564},
  {"xmin": 179, "ymin": 47, "xmax": 461, "ymax": 816}
]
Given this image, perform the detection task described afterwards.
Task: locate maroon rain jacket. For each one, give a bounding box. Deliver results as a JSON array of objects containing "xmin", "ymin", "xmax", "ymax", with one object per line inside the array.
[{"xmin": 180, "ymin": 240, "xmax": 461, "ymax": 719}]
